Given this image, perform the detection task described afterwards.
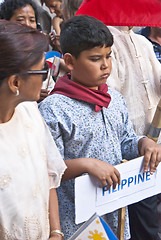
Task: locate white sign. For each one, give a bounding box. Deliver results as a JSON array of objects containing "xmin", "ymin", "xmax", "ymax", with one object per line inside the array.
[{"xmin": 75, "ymin": 156, "xmax": 161, "ymax": 224}]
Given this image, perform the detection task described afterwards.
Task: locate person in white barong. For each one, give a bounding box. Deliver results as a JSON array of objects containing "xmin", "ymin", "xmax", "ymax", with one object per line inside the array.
[{"xmin": 106, "ymin": 25, "xmax": 161, "ymax": 240}]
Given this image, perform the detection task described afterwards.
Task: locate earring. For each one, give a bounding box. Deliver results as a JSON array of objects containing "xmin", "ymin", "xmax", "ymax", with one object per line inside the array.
[{"xmin": 15, "ymin": 89, "xmax": 19, "ymax": 96}]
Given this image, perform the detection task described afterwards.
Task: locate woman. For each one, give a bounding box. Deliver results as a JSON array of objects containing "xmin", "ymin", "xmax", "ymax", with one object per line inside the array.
[
  {"xmin": 49, "ymin": 0, "xmax": 83, "ymax": 52},
  {"xmin": 41, "ymin": 0, "xmax": 62, "ymax": 17},
  {"xmin": 41, "ymin": 0, "xmax": 63, "ymax": 34},
  {"xmin": 0, "ymin": 20, "xmax": 66, "ymax": 240},
  {"xmin": 41, "ymin": 0, "xmax": 63, "ymax": 53},
  {"xmin": 0, "ymin": 0, "xmax": 38, "ymax": 28},
  {"xmin": 0, "ymin": 0, "xmax": 52, "ymax": 101}
]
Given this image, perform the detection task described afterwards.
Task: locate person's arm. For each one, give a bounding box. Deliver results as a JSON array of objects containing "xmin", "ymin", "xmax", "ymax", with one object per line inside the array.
[
  {"xmin": 49, "ymin": 188, "xmax": 63, "ymax": 240},
  {"xmin": 52, "ymin": 17, "xmax": 63, "ymax": 35},
  {"xmin": 62, "ymin": 157, "xmax": 121, "ymax": 190},
  {"xmin": 138, "ymin": 137, "xmax": 161, "ymax": 174},
  {"xmin": 39, "ymin": 101, "xmax": 120, "ymax": 190}
]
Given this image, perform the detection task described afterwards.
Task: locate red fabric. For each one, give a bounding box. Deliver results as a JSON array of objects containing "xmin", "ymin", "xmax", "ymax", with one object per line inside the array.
[
  {"xmin": 50, "ymin": 74, "xmax": 111, "ymax": 112},
  {"xmin": 76, "ymin": 0, "xmax": 161, "ymax": 27}
]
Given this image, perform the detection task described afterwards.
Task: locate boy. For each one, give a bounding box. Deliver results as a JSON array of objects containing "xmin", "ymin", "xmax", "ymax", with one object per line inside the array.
[{"xmin": 39, "ymin": 15, "xmax": 161, "ymax": 239}]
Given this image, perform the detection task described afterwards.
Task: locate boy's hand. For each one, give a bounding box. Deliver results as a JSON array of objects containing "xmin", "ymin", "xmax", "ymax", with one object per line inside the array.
[
  {"xmin": 138, "ymin": 137, "xmax": 161, "ymax": 174},
  {"xmin": 87, "ymin": 158, "xmax": 121, "ymax": 190}
]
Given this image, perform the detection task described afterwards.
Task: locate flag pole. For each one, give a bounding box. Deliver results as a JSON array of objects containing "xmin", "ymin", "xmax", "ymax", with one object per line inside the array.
[{"xmin": 117, "ymin": 159, "xmax": 127, "ymax": 240}]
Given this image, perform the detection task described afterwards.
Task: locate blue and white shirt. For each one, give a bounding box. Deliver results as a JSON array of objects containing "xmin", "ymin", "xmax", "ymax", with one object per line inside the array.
[{"xmin": 39, "ymin": 87, "xmax": 141, "ymax": 239}]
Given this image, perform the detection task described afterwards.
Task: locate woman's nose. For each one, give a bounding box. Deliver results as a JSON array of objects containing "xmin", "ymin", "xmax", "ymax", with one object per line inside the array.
[{"xmin": 25, "ymin": 19, "xmax": 31, "ymax": 27}]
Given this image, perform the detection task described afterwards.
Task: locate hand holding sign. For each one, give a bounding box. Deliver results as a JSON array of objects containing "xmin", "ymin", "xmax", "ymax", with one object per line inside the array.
[
  {"xmin": 87, "ymin": 158, "xmax": 121, "ymax": 189},
  {"xmin": 138, "ymin": 137, "xmax": 161, "ymax": 174}
]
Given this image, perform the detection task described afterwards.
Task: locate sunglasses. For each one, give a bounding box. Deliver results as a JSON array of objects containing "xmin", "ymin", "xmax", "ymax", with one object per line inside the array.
[{"xmin": 26, "ymin": 62, "xmax": 50, "ymax": 81}]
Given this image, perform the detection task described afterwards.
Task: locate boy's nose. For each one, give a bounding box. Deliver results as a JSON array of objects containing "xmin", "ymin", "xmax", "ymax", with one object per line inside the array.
[{"xmin": 101, "ymin": 59, "xmax": 108, "ymax": 69}]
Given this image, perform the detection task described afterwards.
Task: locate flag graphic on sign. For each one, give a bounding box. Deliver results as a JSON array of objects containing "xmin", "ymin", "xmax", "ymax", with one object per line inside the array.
[{"xmin": 68, "ymin": 214, "xmax": 118, "ymax": 240}]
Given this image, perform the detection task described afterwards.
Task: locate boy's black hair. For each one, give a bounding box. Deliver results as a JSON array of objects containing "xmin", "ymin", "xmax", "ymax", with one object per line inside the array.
[
  {"xmin": 60, "ymin": 15, "xmax": 113, "ymax": 58},
  {"xmin": 0, "ymin": 0, "xmax": 38, "ymax": 23}
]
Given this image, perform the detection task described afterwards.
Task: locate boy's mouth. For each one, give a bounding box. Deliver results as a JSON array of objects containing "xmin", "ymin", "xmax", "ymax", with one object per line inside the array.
[{"xmin": 101, "ymin": 73, "xmax": 109, "ymax": 79}]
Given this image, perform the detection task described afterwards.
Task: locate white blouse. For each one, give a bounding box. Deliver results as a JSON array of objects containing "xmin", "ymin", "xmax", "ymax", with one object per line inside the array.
[{"xmin": 0, "ymin": 102, "xmax": 66, "ymax": 240}]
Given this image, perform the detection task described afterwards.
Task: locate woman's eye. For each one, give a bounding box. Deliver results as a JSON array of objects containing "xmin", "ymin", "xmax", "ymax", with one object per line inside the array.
[{"xmin": 16, "ymin": 19, "xmax": 24, "ymax": 22}]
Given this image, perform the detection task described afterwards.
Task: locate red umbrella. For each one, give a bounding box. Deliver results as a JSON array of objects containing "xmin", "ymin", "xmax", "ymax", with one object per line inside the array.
[{"xmin": 76, "ymin": 0, "xmax": 161, "ymax": 27}]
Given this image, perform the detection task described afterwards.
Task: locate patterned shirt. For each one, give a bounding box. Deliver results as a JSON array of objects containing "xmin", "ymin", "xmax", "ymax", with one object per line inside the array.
[{"xmin": 39, "ymin": 87, "xmax": 141, "ymax": 239}]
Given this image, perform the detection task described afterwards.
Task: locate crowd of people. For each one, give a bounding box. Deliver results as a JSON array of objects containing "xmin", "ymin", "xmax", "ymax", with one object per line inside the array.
[{"xmin": 0, "ymin": 0, "xmax": 161, "ymax": 240}]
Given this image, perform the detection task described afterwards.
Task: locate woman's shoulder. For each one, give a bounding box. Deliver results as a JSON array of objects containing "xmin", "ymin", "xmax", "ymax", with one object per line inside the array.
[
  {"xmin": 17, "ymin": 101, "xmax": 38, "ymax": 112},
  {"xmin": 17, "ymin": 101, "xmax": 43, "ymax": 122}
]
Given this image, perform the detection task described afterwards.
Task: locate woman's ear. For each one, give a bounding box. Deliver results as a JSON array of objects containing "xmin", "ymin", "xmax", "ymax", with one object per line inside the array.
[
  {"xmin": 63, "ymin": 53, "xmax": 76, "ymax": 71},
  {"xmin": 7, "ymin": 75, "xmax": 20, "ymax": 95}
]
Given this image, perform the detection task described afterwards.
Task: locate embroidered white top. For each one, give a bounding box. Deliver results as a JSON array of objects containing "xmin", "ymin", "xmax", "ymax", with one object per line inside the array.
[{"xmin": 0, "ymin": 102, "xmax": 66, "ymax": 240}]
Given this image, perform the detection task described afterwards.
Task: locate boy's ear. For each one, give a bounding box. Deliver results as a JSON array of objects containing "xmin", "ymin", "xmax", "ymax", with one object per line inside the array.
[{"xmin": 63, "ymin": 53, "xmax": 76, "ymax": 71}]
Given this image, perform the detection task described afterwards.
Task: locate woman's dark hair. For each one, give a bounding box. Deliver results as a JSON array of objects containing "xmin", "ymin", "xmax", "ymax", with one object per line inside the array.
[
  {"xmin": 0, "ymin": 19, "xmax": 49, "ymax": 84},
  {"xmin": 60, "ymin": 15, "xmax": 113, "ymax": 59},
  {"xmin": 0, "ymin": 0, "xmax": 38, "ymax": 23}
]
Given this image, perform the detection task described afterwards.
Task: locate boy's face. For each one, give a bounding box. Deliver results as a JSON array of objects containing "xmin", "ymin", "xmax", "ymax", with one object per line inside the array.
[{"xmin": 70, "ymin": 45, "xmax": 112, "ymax": 90}]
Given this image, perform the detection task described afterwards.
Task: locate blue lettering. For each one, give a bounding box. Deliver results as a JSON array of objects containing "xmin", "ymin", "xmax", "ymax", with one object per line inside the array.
[
  {"xmin": 102, "ymin": 185, "xmax": 108, "ymax": 196},
  {"xmin": 134, "ymin": 175, "xmax": 137, "ymax": 185},
  {"xmin": 138, "ymin": 172, "xmax": 145, "ymax": 184},
  {"xmin": 146, "ymin": 171, "xmax": 151, "ymax": 181},
  {"xmin": 121, "ymin": 179, "xmax": 127, "ymax": 189},
  {"xmin": 128, "ymin": 177, "xmax": 134, "ymax": 187},
  {"xmin": 101, "ymin": 171, "xmax": 152, "ymax": 197},
  {"xmin": 112, "ymin": 188, "xmax": 117, "ymax": 193}
]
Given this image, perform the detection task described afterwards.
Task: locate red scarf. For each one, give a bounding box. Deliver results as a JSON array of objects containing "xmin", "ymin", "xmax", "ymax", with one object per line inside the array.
[{"xmin": 50, "ymin": 74, "xmax": 111, "ymax": 112}]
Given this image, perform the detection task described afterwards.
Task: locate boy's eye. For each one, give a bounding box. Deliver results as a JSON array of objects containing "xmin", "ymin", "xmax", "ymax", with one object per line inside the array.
[
  {"xmin": 106, "ymin": 55, "xmax": 111, "ymax": 59},
  {"xmin": 90, "ymin": 58, "xmax": 100, "ymax": 62}
]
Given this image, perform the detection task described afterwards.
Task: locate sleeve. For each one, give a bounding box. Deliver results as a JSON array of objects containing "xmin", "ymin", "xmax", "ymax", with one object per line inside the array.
[
  {"xmin": 43, "ymin": 120, "xmax": 67, "ymax": 189},
  {"xmin": 119, "ymin": 97, "xmax": 144, "ymax": 160},
  {"xmin": 22, "ymin": 101, "xmax": 67, "ymax": 188},
  {"xmin": 39, "ymin": 99, "xmax": 66, "ymax": 159},
  {"xmin": 145, "ymin": 37, "xmax": 161, "ymax": 88},
  {"xmin": 37, "ymin": 100, "xmax": 67, "ymax": 188}
]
